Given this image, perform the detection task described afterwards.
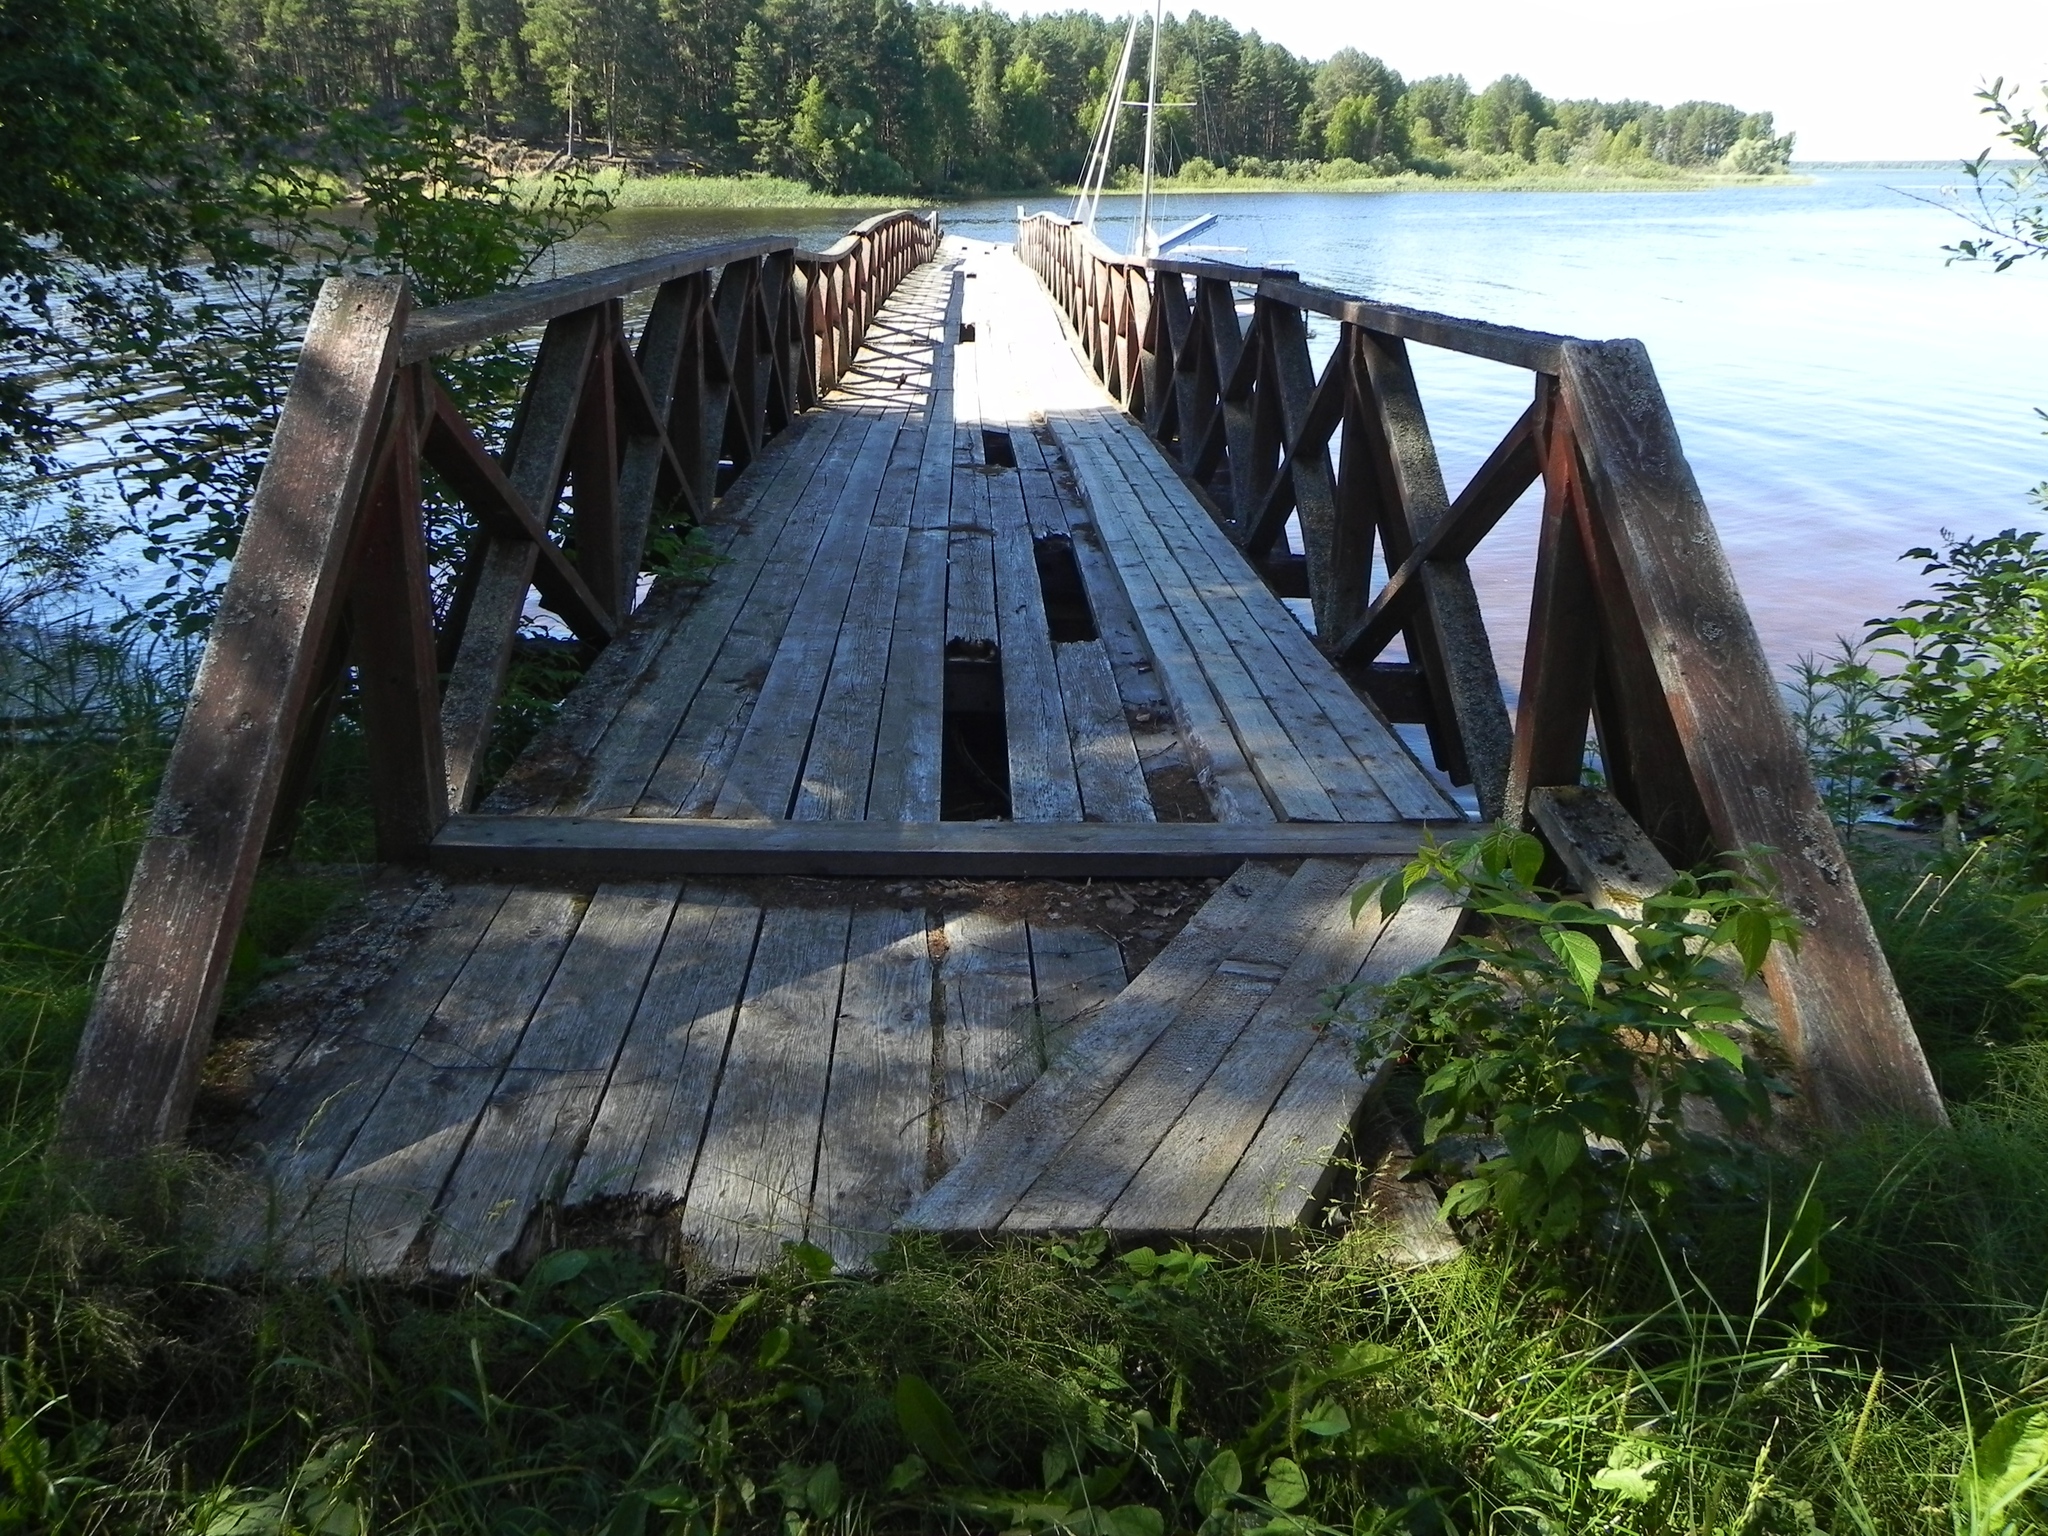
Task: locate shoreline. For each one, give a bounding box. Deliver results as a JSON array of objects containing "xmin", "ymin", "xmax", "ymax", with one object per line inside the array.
[{"xmin": 577, "ymin": 167, "xmax": 1811, "ymax": 211}]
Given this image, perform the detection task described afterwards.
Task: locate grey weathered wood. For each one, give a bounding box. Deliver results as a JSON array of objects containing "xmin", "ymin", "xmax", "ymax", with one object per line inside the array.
[
  {"xmin": 632, "ymin": 413, "xmax": 889, "ymax": 815},
  {"xmin": 1354, "ymin": 330, "xmax": 1514, "ymax": 819},
  {"xmin": 936, "ymin": 909, "xmax": 1039, "ymax": 1171},
  {"xmin": 682, "ymin": 905, "xmax": 852, "ymax": 1274},
  {"xmin": 401, "ymin": 237, "xmax": 791, "ymax": 362},
  {"xmin": 211, "ymin": 883, "xmax": 506, "ymax": 1268},
  {"xmin": 1099, "ymin": 856, "xmax": 1403, "ymax": 1233},
  {"xmin": 945, "ymin": 334, "xmax": 999, "ymax": 648},
  {"xmin": 425, "ymin": 882, "xmax": 679, "ymax": 1274},
  {"xmin": 1105, "ymin": 425, "xmax": 1454, "ymax": 821},
  {"xmin": 1055, "ymin": 427, "xmax": 1278, "ymax": 823},
  {"xmin": 1025, "ymin": 923, "xmax": 1127, "ymax": 1060},
  {"xmin": 1054, "ymin": 642, "xmax": 1154, "ymax": 823},
  {"xmin": 811, "ymin": 905, "xmax": 937, "ymax": 1269},
  {"xmin": 714, "ymin": 409, "xmax": 908, "ymax": 818},
  {"xmin": 990, "ymin": 473, "xmax": 1086, "ymax": 823},
  {"xmin": 901, "ymin": 862, "xmax": 1291, "ymax": 1231},
  {"xmin": 1199, "ymin": 881, "xmax": 1461, "ymax": 1237},
  {"xmin": 866, "ymin": 265, "xmax": 962, "ymax": 822},
  {"xmin": 567, "ymin": 886, "xmax": 761, "ymax": 1204},
  {"xmin": 570, "ymin": 408, "xmax": 859, "ymax": 815},
  {"xmin": 432, "ymin": 814, "xmax": 1437, "ymax": 878},
  {"xmin": 285, "ymin": 885, "xmax": 586, "ymax": 1273},
  {"xmin": 58, "ymin": 276, "xmax": 409, "ymax": 1156},
  {"xmin": 1001, "ymin": 857, "xmax": 1362, "ymax": 1232},
  {"xmin": 1560, "ymin": 339, "xmax": 1944, "ymax": 1127},
  {"xmin": 440, "ymin": 309, "xmax": 601, "ymax": 811}
]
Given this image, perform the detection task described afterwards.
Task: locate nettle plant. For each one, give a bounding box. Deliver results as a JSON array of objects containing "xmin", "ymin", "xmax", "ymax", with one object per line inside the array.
[{"xmin": 1341, "ymin": 828, "xmax": 1798, "ymax": 1247}]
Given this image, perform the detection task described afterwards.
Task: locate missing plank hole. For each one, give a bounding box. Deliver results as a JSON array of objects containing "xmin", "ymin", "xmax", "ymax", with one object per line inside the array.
[
  {"xmin": 981, "ymin": 428, "xmax": 1017, "ymax": 468},
  {"xmin": 1032, "ymin": 534, "xmax": 1099, "ymax": 643},
  {"xmin": 942, "ymin": 641, "xmax": 1011, "ymax": 820}
]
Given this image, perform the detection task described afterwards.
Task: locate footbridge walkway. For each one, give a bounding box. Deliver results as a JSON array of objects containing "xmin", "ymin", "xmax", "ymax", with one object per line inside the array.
[{"xmin": 58, "ymin": 211, "xmax": 1943, "ymax": 1277}]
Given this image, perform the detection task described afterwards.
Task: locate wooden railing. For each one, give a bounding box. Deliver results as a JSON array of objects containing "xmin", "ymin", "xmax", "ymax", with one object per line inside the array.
[
  {"xmin": 1018, "ymin": 212, "xmax": 1945, "ymax": 1129},
  {"xmin": 59, "ymin": 210, "xmax": 939, "ymax": 1156}
]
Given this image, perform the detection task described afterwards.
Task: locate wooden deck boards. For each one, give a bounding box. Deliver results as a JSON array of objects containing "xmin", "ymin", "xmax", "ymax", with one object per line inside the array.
[{"xmin": 213, "ymin": 237, "xmax": 1466, "ymax": 1279}]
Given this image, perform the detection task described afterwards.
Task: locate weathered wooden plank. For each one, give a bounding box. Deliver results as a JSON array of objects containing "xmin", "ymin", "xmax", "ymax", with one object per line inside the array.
[
  {"xmin": 1251, "ymin": 274, "xmax": 1567, "ymax": 373},
  {"xmin": 211, "ymin": 883, "xmax": 506, "ymax": 1267},
  {"xmin": 1001, "ymin": 857, "xmax": 1363, "ymax": 1232},
  {"xmin": 1054, "ymin": 427, "xmax": 1278, "ymax": 823},
  {"xmin": 284, "ymin": 885, "xmax": 585, "ymax": 1273},
  {"xmin": 568, "ymin": 407, "xmax": 859, "ymax": 815},
  {"xmin": 935, "ymin": 910, "xmax": 1039, "ymax": 1172},
  {"xmin": 1198, "ymin": 881, "xmax": 1461, "ymax": 1237},
  {"xmin": 59, "ymin": 277, "xmax": 408, "ymax": 1156},
  {"xmin": 682, "ymin": 905, "xmax": 853, "ymax": 1274},
  {"xmin": 991, "ymin": 481, "xmax": 1086, "ymax": 823},
  {"xmin": 1026, "ymin": 923, "xmax": 1127, "ymax": 1061},
  {"xmin": 1103, "ymin": 855, "xmax": 1405, "ymax": 1233},
  {"xmin": 1067, "ymin": 422, "xmax": 1343, "ymax": 822},
  {"xmin": 865, "ymin": 266, "xmax": 963, "ymax": 823},
  {"xmin": 432, "ymin": 814, "xmax": 1435, "ymax": 878},
  {"xmin": 946, "ymin": 334, "xmax": 999, "ymax": 648},
  {"xmin": 1115, "ymin": 429, "xmax": 1458, "ymax": 821},
  {"xmin": 566, "ymin": 886, "xmax": 761, "ymax": 1204},
  {"xmin": 1097, "ymin": 429, "xmax": 1407, "ymax": 823},
  {"xmin": 715, "ymin": 409, "xmax": 909, "ymax": 818},
  {"xmin": 811, "ymin": 905, "xmax": 937, "ymax": 1269},
  {"xmin": 425, "ymin": 882, "xmax": 680, "ymax": 1274},
  {"xmin": 1559, "ymin": 339, "xmax": 1943, "ymax": 1126},
  {"xmin": 901, "ymin": 862, "xmax": 1291, "ymax": 1231},
  {"xmin": 1054, "ymin": 642, "xmax": 1155, "ymax": 823},
  {"xmin": 792, "ymin": 412, "xmax": 928, "ymax": 819},
  {"xmin": 631, "ymin": 412, "xmax": 891, "ymax": 815}
]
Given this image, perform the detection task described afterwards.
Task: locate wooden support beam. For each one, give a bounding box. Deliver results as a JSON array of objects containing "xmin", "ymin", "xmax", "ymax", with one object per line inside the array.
[
  {"xmin": 430, "ymin": 815, "xmax": 1446, "ymax": 880},
  {"xmin": 1559, "ymin": 338, "xmax": 1945, "ymax": 1127},
  {"xmin": 1354, "ymin": 329, "xmax": 1514, "ymax": 817},
  {"xmin": 57, "ymin": 276, "xmax": 408, "ymax": 1156},
  {"xmin": 349, "ymin": 365, "xmax": 448, "ymax": 860},
  {"xmin": 1330, "ymin": 396, "xmax": 1543, "ymax": 666}
]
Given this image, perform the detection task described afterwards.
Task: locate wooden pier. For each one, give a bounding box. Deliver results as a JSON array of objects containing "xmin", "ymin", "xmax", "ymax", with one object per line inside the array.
[{"xmin": 59, "ymin": 211, "xmax": 1944, "ymax": 1279}]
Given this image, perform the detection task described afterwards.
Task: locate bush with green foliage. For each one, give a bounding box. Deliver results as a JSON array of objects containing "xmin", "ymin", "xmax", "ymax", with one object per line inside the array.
[{"xmin": 1342, "ymin": 827, "xmax": 1795, "ymax": 1248}]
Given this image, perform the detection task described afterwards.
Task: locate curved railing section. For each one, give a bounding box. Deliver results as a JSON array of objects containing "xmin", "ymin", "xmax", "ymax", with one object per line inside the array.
[
  {"xmin": 1018, "ymin": 211, "xmax": 1943, "ymax": 1130},
  {"xmin": 61, "ymin": 210, "xmax": 940, "ymax": 1155}
]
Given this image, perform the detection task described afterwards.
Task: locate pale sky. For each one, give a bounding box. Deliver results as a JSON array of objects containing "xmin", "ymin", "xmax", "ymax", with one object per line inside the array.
[{"xmin": 1017, "ymin": 0, "xmax": 2048, "ymax": 161}]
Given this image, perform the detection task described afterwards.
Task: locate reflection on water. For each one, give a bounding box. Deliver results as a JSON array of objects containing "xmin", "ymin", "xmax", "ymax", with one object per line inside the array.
[{"xmin": 565, "ymin": 171, "xmax": 2048, "ymax": 670}]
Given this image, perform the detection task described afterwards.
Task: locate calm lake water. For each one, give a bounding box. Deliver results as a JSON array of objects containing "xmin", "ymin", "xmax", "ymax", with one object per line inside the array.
[{"xmin": 578, "ymin": 169, "xmax": 2048, "ymax": 673}]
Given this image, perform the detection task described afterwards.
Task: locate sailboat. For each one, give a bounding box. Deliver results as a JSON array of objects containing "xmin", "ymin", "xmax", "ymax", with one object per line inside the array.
[{"xmin": 1070, "ymin": 0, "xmax": 1217, "ymax": 259}]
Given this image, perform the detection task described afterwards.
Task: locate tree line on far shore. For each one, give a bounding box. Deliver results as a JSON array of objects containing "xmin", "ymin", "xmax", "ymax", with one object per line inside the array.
[{"xmin": 199, "ymin": 0, "xmax": 1795, "ymax": 191}]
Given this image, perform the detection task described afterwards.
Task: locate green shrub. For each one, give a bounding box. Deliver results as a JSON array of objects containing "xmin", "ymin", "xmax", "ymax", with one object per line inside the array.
[{"xmin": 1342, "ymin": 827, "xmax": 1794, "ymax": 1249}]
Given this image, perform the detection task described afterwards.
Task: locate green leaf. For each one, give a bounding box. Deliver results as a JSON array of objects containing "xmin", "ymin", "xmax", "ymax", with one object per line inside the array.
[
  {"xmin": 894, "ymin": 1375, "xmax": 975, "ymax": 1481},
  {"xmin": 1959, "ymin": 1406, "xmax": 2048, "ymax": 1530},
  {"xmin": 1731, "ymin": 908, "xmax": 1775, "ymax": 975},
  {"xmin": 1194, "ymin": 1449, "xmax": 1242, "ymax": 1514},
  {"xmin": 1544, "ymin": 928, "xmax": 1603, "ymax": 998},
  {"xmin": 1591, "ymin": 1459, "xmax": 1664, "ymax": 1502},
  {"xmin": 782, "ymin": 1239, "xmax": 835, "ymax": 1281},
  {"xmin": 1509, "ymin": 832, "xmax": 1546, "ymax": 888},
  {"xmin": 1262, "ymin": 1457, "xmax": 1309, "ymax": 1510},
  {"xmin": 1301, "ymin": 1399, "xmax": 1352, "ymax": 1438},
  {"xmin": 1684, "ymin": 1025, "xmax": 1747, "ymax": 1068},
  {"xmin": 1493, "ymin": 1445, "xmax": 1565, "ymax": 1495}
]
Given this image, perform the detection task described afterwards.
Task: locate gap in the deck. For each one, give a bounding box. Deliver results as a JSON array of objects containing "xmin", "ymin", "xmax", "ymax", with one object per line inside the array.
[
  {"xmin": 1032, "ymin": 534, "xmax": 1099, "ymax": 643},
  {"xmin": 941, "ymin": 641, "xmax": 1011, "ymax": 820}
]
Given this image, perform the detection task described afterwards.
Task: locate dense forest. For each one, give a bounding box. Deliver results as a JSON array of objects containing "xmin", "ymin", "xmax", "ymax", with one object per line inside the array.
[{"xmin": 197, "ymin": 0, "xmax": 1796, "ymax": 192}]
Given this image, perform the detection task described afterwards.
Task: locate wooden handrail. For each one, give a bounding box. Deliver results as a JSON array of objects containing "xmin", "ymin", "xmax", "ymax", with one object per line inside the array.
[
  {"xmin": 1016, "ymin": 209, "xmax": 1945, "ymax": 1130},
  {"xmin": 58, "ymin": 209, "xmax": 941, "ymax": 1158}
]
